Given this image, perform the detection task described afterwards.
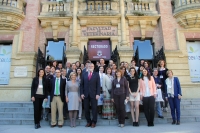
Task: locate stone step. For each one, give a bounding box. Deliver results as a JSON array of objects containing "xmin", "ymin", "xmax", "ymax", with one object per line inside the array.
[
  {"xmin": 0, "ymin": 112, "xmax": 33, "ymax": 119},
  {"xmin": 0, "ymin": 102, "xmax": 33, "ymax": 108},
  {"xmin": 0, "ymin": 116, "xmax": 199, "ymax": 125},
  {"xmin": 0, "ymin": 107, "xmax": 33, "ymax": 113}
]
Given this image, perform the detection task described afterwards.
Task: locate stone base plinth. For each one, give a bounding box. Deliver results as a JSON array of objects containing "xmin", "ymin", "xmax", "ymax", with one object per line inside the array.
[
  {"xmin": 66, "ymin": 48, "xmax": 82, "ymax": 63},
  {"xmin": 118, "ymin": 47, "xmax": 134, "ymax": 63}
]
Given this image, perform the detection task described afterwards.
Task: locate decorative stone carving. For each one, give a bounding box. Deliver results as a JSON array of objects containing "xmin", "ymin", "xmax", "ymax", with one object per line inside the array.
[
  {"xmin": 0, "ymin": 0, "xmax": 25, "ymax": 31},
  {"xmin": 174, "ymin": 0, "xmax": 200, "ymax": 28},
  {"xmin": 111, "ymin": 2, "xmax": 118, "ymax": 10},
  {"xmin": 78, "ymin": 16, "xmax": 120, "ymax": 26},
  {"xmin": 126, "ymin": 16, "xmax": 160, "ymax": 39},
  {"xmin": 38, "ymin": 17, "xmax": 72, "ymax": 40}
]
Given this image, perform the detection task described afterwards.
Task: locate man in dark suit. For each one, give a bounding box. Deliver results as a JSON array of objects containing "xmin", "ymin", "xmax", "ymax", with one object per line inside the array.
[
  {"xmin": 66, "ymin": 63, "xmax": 76, "ymax": 81},
  {"xmin": 95, "ymin": 58, "xmax": 107, "ymax": 73},
  {"xmin": 50, "ymin": 69, "xmax": 66, "ymax": 128},
  {"xmin": 65, "ymin": 61, "xmax": 72, "ymax": 80},
  {"xmin": 82, "ymin": 60, "xmax": 91, "ymax": 74},
  {"xmin": 81, "ymin": 63, "xmax": 100, "ymax": 128}
]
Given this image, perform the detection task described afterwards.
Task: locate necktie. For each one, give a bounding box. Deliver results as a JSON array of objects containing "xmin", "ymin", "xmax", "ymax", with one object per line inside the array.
[
  {"xmin": 88, "ymin": 72, "xmax": 92, "ymax": 80},
  {"xmin": 56, "ymin": 78, "xmax": 59, "ymax": 95}
]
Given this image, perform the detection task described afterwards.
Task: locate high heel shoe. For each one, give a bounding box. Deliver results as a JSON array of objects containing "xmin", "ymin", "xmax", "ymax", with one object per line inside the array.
[
  {"xmin": 35, "ymin": 124, "xmax": 38, "ymax": 129},
  {"xmin": 70, "ymin": 119, "xmax": 73, "ymax": 127},
  {"xmin": 172, "ymin": 120, "xmax": 176, "ymax": 125},
  {"xmin": 73, "ymin": 118, "xmax": 76, "ymax": 127}
]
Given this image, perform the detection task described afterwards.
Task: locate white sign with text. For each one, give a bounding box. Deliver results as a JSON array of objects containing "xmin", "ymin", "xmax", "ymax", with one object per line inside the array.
[{"xmin": 187, "ymin": 41, "xmax": 200, "ymax": 82}]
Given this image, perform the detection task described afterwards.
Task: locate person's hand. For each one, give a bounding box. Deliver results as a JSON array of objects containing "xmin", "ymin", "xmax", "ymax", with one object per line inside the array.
[
  {"xmin": 126, "ymin": 97, "xmax": 129, "ymax": 101},
  {"xmin": 66, "ymin": 97, "xmax": 69, "ymax": 103},
  {"xmin": 111, "ymin": 98, "xmax": 114, "ymax": 103},
  {"xmin": 96, "ymin": 95, "xmax": 100, "ymax": 100},
  {"xmin": 133, "ymin": 92, "xmax": 137, "ymax": 98},
  {"xmin": 165, "ymin": 97, "xmax": 168, "ymax": 101},
  {"xmin": 178, "ymin": 95, "xmax": 181, "ymax": 99},
  {"xmin": 81, "ymin": 94, "xmax": 85, "ymax": 100},
  {"xmin": 44, "ymin": 98, "xmax": 48, "ymax": 102},
  {"xmin": 103, "ymin": 91, "xmax": 106, "ymax": 98},
  {"xmin": 154, "ymin": 94, "xmax": 157, "ymax": 98},
  {"xmin": 79, "ymin": 98, "xmax": 82, "ymax": 102},
  {"xmin": 31, "ymin": 97, "xmax": 35, "ymax": 102},
  {"xmin": 140, "ymin": 95, "xmax": 143, "ymax": 101}
]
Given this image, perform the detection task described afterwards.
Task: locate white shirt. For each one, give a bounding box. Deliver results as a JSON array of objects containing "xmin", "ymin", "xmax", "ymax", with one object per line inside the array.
[
  {"xmin": 144, "ymin": 77, "xmax": 151, "ymax": 97},
  {"xmin": 54, "ymin": 78, "xmax": 60, "ymax": 95},
  {"xmin": 99, "ymin": 72, "xmax": 105, "ymax": 87}
]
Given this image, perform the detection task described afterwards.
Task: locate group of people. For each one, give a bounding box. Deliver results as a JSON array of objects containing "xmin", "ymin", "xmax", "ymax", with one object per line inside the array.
[{"xmin": 31, "ymin": 58, "xmax": 182, "ymax": 129}]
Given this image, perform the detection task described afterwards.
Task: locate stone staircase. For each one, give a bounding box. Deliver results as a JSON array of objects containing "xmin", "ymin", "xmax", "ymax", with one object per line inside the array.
[{"xmin": 0, "ymin": 99, "xmax": 199, "ymax": 125}]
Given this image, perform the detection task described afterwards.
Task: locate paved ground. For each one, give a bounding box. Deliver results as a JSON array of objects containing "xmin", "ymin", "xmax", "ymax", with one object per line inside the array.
[{"xmin": 0, "ymin": 122, "xmax": 199, "ymax": 133}]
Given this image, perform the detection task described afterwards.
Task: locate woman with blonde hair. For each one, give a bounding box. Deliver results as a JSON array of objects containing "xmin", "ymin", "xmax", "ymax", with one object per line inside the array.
[
  {"xmin": 165, "ymin": 70, "xmax": 182, "ymax": 125},
  {"xmin": 65, "ymin": 72, "xmax": 81, "ymax": 127}
]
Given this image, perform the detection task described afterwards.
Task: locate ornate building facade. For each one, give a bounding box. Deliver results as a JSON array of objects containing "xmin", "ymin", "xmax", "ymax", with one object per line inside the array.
[{"xmin": 0, "ymin": 0, "xmax": 200, "ymax": 101}]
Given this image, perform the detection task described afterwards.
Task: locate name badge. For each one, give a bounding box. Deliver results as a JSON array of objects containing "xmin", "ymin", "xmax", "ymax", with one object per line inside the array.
[
  {"xmin": 160, "ymin": 75, "xmax": 163, "ymax": 78},
  {"xmin": 116, "ymin": 83, "xmax": 120, "ymax": 88},
  {"xmin": 38, "ymin": 85, "xmax": 43, "ymax": 88}
]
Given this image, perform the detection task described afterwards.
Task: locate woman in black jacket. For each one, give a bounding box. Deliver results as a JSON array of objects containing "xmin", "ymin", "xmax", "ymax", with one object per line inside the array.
[{"xmin": 31, "ymin": 68, "xmax": 48, "ymax": 129}]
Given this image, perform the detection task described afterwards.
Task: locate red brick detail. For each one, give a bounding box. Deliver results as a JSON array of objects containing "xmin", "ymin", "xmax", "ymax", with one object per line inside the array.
[
  {"xmin": 158, "ymin": 0, "xmax": 181, "ymax": 50},
  {"xmin": 44, "ymin": 32, "xmax": 53, "ymax": 39},
  {"xmin": 0, "ymin": 35, "xmax": 14, "ymax": 41},
  {"xmin": 184, "ymin": 32, "xmax": 200, "ymax": 40}
]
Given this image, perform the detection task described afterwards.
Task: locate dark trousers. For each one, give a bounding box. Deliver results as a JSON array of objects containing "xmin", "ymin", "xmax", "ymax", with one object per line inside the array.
[
  {"xmin": 63, "ymin": 101, "xmax": 68, "ymax": 118},
  {"xmin": 114, "ymin": 94, "xmax": 126, "ymax": 124},
  {"xmin": 84, "ymin": 95, "xmax": 98, "ymax": 124},
  {"xmin": 143, "ymin": 96, "xmax": 155, "ymax": 124},
  {"xmin": 168, "ymin": 97, "xmax": 181, "ymax": 121},
  {"xmin": 33, "ymin": 95, "xmax": 44, "ymax": 124},
  {"xmin": 161, "ymin": 92, "xmax": 168, "ymax": 108}
]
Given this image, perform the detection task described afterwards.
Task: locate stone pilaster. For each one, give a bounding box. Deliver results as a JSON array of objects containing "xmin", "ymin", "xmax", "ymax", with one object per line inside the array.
[
  {"xmin": 119, "ymin": 0, "xmax": 128, "ymax": 46},
  {"xmin": 71, "ymin": 0, "xmax": 78, "ymax": 47}
]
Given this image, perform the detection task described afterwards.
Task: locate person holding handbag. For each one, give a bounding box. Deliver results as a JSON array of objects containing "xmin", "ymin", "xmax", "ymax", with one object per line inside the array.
[
  {"xmin": 165, "ymin": 70, "xmax": 182, "ymax": 125},
  {"xmin": 139, "ymin": 68, "xmax": 157, "ymax": 127},
  {"xmin": 31, "ymin": 68, "xmax": 48, "ymax": 129},
  {"xmin": 102, "ymin": 67, "xmax": 116, "ymax": 119},
  {"xmin": 152, "ymin": 68, "xmax": 164, "ymax": 119},
  {"xmin": 111, "ymin": 69, "xmax": 129, "ymax": 128}
]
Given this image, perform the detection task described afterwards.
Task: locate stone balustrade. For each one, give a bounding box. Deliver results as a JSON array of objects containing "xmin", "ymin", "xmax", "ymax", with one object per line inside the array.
[
  {"xmin": 174, "ymin": 0, "xmax": 200, "ymax": 14},
  {"xmin": 0, "ymin": 0, "xmax": 25, "ymax": 14},
  {"xmin": 40, "ymin": 1, "xmax": 71, "ymax": 16},
  {"xmin": 173, "ymin": 0, "xmax": 200, "ymax": 28},
  {"xmin": 78, "ymin": 1, "xmax": 119, "ymax": 16},
  {"xmin": 126, "ymin": 0, "xmax": 158, "ymax": 16}
]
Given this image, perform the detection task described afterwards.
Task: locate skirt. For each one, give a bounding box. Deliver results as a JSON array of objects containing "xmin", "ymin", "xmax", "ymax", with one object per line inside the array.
[
  {"xmin": 68, "ymin": 92, "xmax": 79, "ymax": 111},
  {"xmin": 129, "ymin": 93, "xmax": 140, "ymax": 101},
  {"xmin": 102, "ymin": 98, "xmax": 116, "ymax": 119}
]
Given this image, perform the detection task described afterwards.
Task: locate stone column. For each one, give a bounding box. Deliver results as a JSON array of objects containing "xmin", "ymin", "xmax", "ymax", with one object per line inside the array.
[
  {"xmin": 71, "ymin": 0, "xmax": 78, "ymax": 47},
  {"xmin": 119, "ymin": 0, "xmax": 128, "ymax": 46}
]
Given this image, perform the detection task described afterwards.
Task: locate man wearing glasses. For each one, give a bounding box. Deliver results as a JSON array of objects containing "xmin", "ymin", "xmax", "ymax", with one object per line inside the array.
[
  {"xmin": 81, "ymin": 63, "xmax": 100, "ymax": 128},
  {"xmin": 50, "ymin": 69, "xmax": 66, "ymax": 128}
]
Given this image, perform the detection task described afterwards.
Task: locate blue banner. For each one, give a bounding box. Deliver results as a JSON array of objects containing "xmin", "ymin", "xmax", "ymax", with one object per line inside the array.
[{"xmin": 0, "ymin": 45, "xmax": 12, "ymax": 84}]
